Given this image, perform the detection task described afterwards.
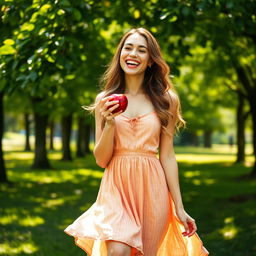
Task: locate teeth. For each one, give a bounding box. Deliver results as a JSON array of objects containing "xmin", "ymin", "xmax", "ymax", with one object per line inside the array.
[{"xmin": 126, "ymin": 61, "xmax": 139, "ymax": 65}]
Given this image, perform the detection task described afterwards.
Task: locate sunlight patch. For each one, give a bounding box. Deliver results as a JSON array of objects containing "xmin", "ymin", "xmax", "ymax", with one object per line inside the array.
[
  {"xmin": 220, "ymin": 217, "xmax": 239, "ymax": 240},
  {"xmin": 74, "ymin": 189, "xmax": 83, "ymax": 195},
  {"xmin": 184, "ymin": 171, "xmax": 201, "ymax": 178},
  {"xmin": 204, "ymin": 178, "xmax": 215, "ymax": 185},
  {"xmin": 19, "ymin": 216, "xmax": 45, "ymax": 226},
  {"xmin": 0, "ymin": 242, "xmax": 38, "ymax": 254},
  {"xmin": 0, "ymin": 214, "xmax": 18, "ymax": 225},
  {"xmin": 192, "ymin": 179, "xmax": 201, "ymax": 185},
  {"xmin": 221, "ymin": 226, "xmax": 238, "ymax": 239},
  {"xmin": 42, "ymin": 198, "xmax": 64, "ymax": 208},
  {"xmin": 224, "ymin": 217, "xmax": 234, "ymax": 224},
  {"xmin": 177, "ymin": 154, "xmax": 236, "ymax": 163},
  {"xmin": 0, "ymin": 213, "xmax": 45, "ymax": 227}
]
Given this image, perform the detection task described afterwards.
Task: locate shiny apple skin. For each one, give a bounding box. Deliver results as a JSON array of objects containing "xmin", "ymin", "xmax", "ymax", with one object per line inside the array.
[{"xmin": 107, "ymin": 94, "xmax": 128, "ymax": 114}]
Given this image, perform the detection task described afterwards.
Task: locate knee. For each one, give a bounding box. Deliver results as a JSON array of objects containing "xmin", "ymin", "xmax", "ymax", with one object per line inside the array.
[{"xmin": 108, "ymin": 246, "xmax": 130, "ymax": 256}]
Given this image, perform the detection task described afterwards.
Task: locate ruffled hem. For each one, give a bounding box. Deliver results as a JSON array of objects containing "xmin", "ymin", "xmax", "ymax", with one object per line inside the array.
[
  {"xmin": 64, "ymin": 228, "xmax": 209, "ymax": 256},
  {"xmin": 64, "ymin": 229, "xmax": 143, "ymax": 256}
]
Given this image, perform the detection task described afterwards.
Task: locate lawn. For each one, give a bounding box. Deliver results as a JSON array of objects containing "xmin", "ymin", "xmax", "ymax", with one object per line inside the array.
[{"xmin": 0, "ymin": 134, "xmax": 256, "ymax": 256}]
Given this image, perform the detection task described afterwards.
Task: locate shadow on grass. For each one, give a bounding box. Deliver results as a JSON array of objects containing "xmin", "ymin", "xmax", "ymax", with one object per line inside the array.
[
  {"xmin": 178, "ymin": 161, "xmax": 256, "ymax": 256},
  {"xmin": 0, "ymin": 150, "xmax": 256, "ymax": 256}
]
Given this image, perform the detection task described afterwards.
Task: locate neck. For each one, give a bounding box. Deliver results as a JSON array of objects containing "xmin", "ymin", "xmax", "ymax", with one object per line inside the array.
[{"xmin": 124, "ymin": 73, "xmax": 145, "ymax": 96}]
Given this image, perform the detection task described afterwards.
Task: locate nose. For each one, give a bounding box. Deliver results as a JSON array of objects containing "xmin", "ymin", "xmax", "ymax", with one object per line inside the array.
[{"xmin": 129, "ymin": 49, "xmax": 138, "ymax": 57}]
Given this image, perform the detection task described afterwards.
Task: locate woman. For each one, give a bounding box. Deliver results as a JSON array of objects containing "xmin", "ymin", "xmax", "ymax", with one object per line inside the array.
[{"xmin": 64, "ymin": 27, "xmax": 209, "ymax": 256}]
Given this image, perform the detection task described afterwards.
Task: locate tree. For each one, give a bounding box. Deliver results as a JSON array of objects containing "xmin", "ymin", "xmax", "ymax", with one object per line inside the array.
[
  {"xmin": 0, "ymin": 0, "xmax": 108, "ymax": 174},
  {"xmin": 159, "ymin": 0, "xmax": 256, "ymax": 176}
]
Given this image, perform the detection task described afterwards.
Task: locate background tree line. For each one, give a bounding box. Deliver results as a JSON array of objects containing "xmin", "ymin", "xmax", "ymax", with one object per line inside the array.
[{"xmin": 0, "ymin": 0, "xmax": 255, "ymax": 183}]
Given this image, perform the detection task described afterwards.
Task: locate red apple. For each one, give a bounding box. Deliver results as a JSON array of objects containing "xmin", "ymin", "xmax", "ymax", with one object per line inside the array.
[{"xmin": 107, "ymin": 94, "xmax": 128, "ymax": 114}]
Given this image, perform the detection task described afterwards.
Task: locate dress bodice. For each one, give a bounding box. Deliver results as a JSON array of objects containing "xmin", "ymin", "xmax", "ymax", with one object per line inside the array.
[{"xmin": 113, "ymin": 111, "xmax": 161, "ymax": 155}]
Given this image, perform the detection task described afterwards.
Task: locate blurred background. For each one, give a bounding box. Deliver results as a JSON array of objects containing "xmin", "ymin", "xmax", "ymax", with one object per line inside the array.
[{"xmin": 0, "ymin": 0, "xmax": 255, "ymax": 255}]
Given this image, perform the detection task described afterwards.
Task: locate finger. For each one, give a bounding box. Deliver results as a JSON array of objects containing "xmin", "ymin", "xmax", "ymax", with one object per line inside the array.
[
  {"xmin": 100, "ymin": 96, "xmax": 115, "ymax": 107},
  {"xmin": 188, "ymin": 221, "xmax": 197, "ymax": 237},
  {"xmin": 108, "ymin": 103, "xmax": 119, "ymax": 112},
  {"xmin": 182, "ymin": 221, "xmax": 189, "ymax": 236},
  {"xmin": 103, "ymin": 95, "xmax": 115, "ymax": 101},
  {"xmin": 113, "ymin": 109, "xmax": 123, "ymax": 116},
  {"xmin": 183, "ymin": 218, "xmax": 195, "ymax": 237},
  {"xmin": 101, "ymin": 108, "xmax": 110, "ymax": 118},
  {"xmin": 106, "ymin": 100, "xmax": 119, "ymax": 107},
  {"xmin": 101, "ymin": 102, "xmax": 119, "ymax": 116},
  {"xmin": 99, "ymin": 109, "xmax": 104, "ymax": 117},
  {"xmin": 104, "ymin": 105, "xmax": 120, "ymax": 120}
]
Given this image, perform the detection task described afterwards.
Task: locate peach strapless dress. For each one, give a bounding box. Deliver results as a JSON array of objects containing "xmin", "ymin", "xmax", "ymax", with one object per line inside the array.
[{"xmin": 64, "ymin": 111, "xmax": 209, "ymax": 256}]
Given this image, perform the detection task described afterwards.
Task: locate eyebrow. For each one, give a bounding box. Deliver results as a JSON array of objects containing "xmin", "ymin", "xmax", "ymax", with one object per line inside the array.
[{"xmin": 124, "ymin": 43, "xmax": 148, "ymax": 49}]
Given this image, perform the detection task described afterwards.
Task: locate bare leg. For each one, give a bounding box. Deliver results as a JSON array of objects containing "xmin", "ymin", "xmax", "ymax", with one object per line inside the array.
[{"xmin": 106, "ymin": 240, "xmax": 131, "ymax": 256}]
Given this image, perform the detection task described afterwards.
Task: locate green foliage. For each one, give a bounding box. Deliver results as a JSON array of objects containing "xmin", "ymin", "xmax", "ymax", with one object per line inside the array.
[
  {"xmin": 0, "ymin": 0, "xmax": 113, "ymax": 123},
  {"xmin": 1, "ymin": 0, "xmax": 255, "ymax": 139},
  {"xmin": 173, "ymin": 43, "xmax": 232, "ymax": 132},
  {"xmin": 0, "ymin": 0, "xmax": 110, "ymax": 97}
]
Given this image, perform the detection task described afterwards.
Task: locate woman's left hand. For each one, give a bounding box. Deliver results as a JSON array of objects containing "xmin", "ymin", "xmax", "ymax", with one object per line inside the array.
[{"xmin": 175, "ymin": 207, "xmax": 197, "ymax": 237}]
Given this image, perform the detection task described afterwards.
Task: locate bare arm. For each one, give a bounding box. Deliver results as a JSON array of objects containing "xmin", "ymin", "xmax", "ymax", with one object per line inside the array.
[
  {"xmin": 93, "ymin": 92, "xmax": 122, "ymax": 168},
  {"xmin": 159, "ymin": 124, "xmax": 184, "ymax": 210},
  {"xmin": 160, "ymin": 155, "xmax": 184, "ymax": 210},
  {"xmin": 159, "ymin": 91, "xmax": 197, "ymax": 237}
]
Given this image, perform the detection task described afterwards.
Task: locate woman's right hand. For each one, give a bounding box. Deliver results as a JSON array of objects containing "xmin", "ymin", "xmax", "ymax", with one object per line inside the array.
[{"xmin": 100, "ymin": 95, "xmax": 123, "ymax": 126}]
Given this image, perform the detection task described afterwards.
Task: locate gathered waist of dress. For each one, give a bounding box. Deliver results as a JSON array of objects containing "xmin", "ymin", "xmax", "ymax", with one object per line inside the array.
[{"xmin": 113, "ymin": 149, "xmax": 158, "ymax": 158}]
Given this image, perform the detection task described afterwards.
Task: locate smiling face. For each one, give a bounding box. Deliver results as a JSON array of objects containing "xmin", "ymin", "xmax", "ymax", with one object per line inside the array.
[{"xmin": 120, "ymin": 33, "xmax": 152, "ymax": 76}]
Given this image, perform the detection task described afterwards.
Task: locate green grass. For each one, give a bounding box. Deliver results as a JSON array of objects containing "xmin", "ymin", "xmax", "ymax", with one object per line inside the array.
[{"xmin": 1, "ymin": 135, "xmax": 256, "ymax": 256}]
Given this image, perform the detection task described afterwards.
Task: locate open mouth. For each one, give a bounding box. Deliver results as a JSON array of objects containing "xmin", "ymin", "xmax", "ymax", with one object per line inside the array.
[{"xmin": 125, "ymin": 59, "xmax": 140, "ymax": 68}]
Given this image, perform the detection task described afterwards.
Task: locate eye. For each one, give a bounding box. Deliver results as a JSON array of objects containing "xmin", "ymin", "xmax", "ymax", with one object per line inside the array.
[
  {"xmin": 139, "ymin": 49, "xmax": 146, "ymax": 53},
  {"xmin": 124, "ymin": 46, "xmax": 131, "ymax": 50}
]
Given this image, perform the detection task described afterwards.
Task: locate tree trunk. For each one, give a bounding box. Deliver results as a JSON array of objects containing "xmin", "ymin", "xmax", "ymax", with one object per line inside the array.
[
  {"xmin": 203, "ymin": 130, "xmax": 212, "ymax": 148},
  {"xmin": 236, "ymin": 65, "xmax": 256, "ymax": 176},
  {"xmin": 61, "ymin": 113, "xmax": 73, "ymax": 161},
  {"xmin": 49, "ymin": 120, "xmax": 55, "ymax": 151},
  {"xmin": 248, "ymin": 96, "xmax": 256, "ymax": 176},
  {"xmin": 91, "ymin": 126, "xmax": 95, "ymax": 144},
  {"xmin": 236, "ymin": 93, "xmax": 245, "ymax": 163},
  {"xmin": 191, "ymin": 131, "xmax": 199, "ymax": 147},
  {"xmin": 84, "ymin": 123, "xmax": 91, "ymax": 154},
  {"xmin": 0, "ymin": 92, "xmax": 8, "ymax": 183},
  {"xmin": 76, "ymin": 116, "xmax": 86, "ymax": 157},
  {"xmin": 31, "ymin": 97, "xmax": 51, "ymax": 169},
  {"xmin": 179, "ymin": 131, "xmax": 195, "ymax": 146},
  {"xmin": 24, "ymin": 113, "xmax": 31, "ymax": 151}
]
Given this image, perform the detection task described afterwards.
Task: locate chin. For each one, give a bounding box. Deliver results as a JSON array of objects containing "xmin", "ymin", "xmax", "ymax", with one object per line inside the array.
[
  {"xmin": 125, "ymin": 71, "xmax": 143, "ymax": 76},
  {"xmin": 123, "ymin": 68, "xmax": 146, "ymax": 76}
]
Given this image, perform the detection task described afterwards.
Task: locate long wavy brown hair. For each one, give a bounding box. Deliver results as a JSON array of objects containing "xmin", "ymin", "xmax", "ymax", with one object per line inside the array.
[{"xmin": 83, "ymin": 27, "xmax": 186, "ymax": 137}]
